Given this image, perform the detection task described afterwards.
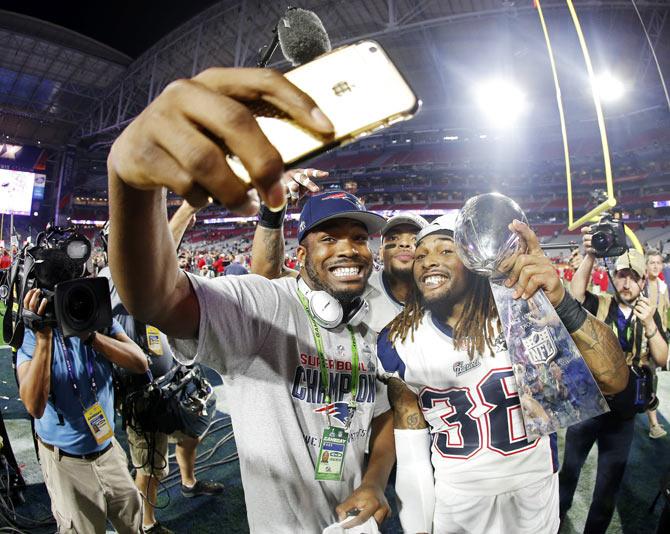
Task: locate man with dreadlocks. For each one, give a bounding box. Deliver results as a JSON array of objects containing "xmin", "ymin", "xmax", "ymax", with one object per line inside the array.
[{"xmin": 377, "ymin": 214, "xmax": 628, "ymax": 534}]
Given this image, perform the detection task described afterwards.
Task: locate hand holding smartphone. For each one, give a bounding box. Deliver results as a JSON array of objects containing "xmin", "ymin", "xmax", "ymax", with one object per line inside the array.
[
  {"xmin": 108, "ymin": 41, "xmax": 418, "ymax": 212},
  {"xmin": 227, "ymin": 40, "xmax": 420, "ymax": 184}
]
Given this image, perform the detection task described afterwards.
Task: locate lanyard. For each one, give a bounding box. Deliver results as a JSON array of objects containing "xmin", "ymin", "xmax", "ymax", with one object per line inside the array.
[
  {"xmin": 55, "ymin": 330, "xmax": 98, "ymax": 408},
  {"xmin": 613, "ymin": 308, "xmax": 633, "ymax": 345},
  {"xmin": 650, "ymin": 280, "xmax": 660, "ymax": 308},
  {"xmin": 296, "ymin": 289, "xmax": 360, "ymax": 408}
]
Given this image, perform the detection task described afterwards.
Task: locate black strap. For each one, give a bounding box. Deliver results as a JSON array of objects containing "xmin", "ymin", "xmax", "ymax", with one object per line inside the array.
[
  {"xmin": 2, "ymin": 257, "xmax": 21, "ymax": 348},
  {"xmin": 257, "ymin": 203, "xmax": 287, "ymax": 229},
  {"xmin": 602, "ymin": 298, "xmax": 644, "ymax": 364},
  {"xmin": 133, "ymin": 317, "xmax": 149, "ymax": 353}
]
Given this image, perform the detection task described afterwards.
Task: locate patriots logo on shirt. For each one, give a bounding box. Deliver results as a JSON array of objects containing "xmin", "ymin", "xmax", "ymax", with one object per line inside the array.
[
  {"xmin": 453, "ymin": 358, "xmax": 481, "ymax": 376},
  {"xmin": 314, "ymin": 402, "xmax": 350, "ymax": 426}
]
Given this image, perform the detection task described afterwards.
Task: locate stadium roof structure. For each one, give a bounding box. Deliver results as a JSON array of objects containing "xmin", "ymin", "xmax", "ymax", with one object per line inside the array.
[
  {"xmin": 2, "ymin": 1, "xmax": 669, "ymax": 193},
  {"xmin": 0, "ymin": 10, "xmax": 131, "ymax": 148},
  {"xmin": 71, "ymin": 0, "xmax": 669, "ymax": 149}
]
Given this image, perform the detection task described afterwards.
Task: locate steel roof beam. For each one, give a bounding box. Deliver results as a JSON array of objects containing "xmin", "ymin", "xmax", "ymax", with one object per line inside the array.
[{"xmin": 73, "ymin": 0, "xmax": 670, "ymax": 144}]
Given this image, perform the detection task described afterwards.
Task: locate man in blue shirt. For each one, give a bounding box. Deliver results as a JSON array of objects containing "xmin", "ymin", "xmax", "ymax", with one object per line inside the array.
[
  {"xmin": 224, "ymin": 254, "xmax": 249, "ymax": 276},
  {"xmin": 17, "ymin": 287, "xmax": 149, "ymax": 534}
]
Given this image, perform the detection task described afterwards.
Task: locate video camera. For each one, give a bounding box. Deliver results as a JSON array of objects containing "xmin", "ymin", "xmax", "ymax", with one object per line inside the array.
[
  {"xmin": 2, "ymin": 224, "xmax": 112, "ymax": 348},
  {"xmin": 590, "ymin": 212, "xmax": 627, "ymax": 259}
]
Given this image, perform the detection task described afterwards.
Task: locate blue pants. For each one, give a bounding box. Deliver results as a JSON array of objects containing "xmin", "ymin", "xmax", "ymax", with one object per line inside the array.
[{"xmin": 559, "ymin": 411, "xmax": 635, "ymax": 534}]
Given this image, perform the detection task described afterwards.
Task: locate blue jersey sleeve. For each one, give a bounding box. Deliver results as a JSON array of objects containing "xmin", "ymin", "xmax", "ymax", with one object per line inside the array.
[
  {"xmin": 16, "ymin": 328, "xmax": 37, "ymax": 368},
  {"xmin": 376, "ymin": 326, "xmax": 406, "ymax": 380},
  {"xmin": 109, "ymin": 318, "xmax": 125, "ymax": 337}
]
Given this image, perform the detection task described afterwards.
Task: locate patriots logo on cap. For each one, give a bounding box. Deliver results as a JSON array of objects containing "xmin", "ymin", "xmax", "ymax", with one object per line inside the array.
[
  {"xmin": 322, "ymin": 192, "xmax": 363, "ymax": 209},
  {"xmin": 314, "ymin": 402, "xmax": 350, "ymax": 425},
  {"xmin": 299, "ymin": 221, "xmax": 306, "ymax": 232},
  {"xmin": 322, "ymin": 192, "xmax": 348, "ymax": 201}
]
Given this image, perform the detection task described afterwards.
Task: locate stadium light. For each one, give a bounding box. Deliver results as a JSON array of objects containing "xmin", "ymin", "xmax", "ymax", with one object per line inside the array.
[
  {"xmin": 0, "ymin": 144, "xmax": 22, "ymax": 159},
  {"xmin": 593, "ymin": 73, "xmax": 625, "ymax": 102},
  {"xmin": 475, "ymin": 80, "xmax": 527, "ymax": 127}
]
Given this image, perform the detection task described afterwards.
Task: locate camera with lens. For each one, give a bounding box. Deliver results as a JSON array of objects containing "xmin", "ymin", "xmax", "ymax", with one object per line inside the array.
[
  {"xmin": 590, "ymin": 212, "xmax": 627, "ymax": 259},
  {"xmin": 2, "ymin": 224, "xmax": 112, "ymax": 349}
]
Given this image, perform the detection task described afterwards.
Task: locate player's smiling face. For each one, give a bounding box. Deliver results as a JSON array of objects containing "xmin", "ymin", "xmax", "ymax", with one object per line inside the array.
[
  {"xmin": 298, "ymin": 219, "xmax": 373, "ymax": 304},
  {"xmin": 413, "ymin": 234, "xmax": 469, "ymax": 307},
  {"xmin": 382, "ymin": 224, "xmax": 418, "ymax": 278}
]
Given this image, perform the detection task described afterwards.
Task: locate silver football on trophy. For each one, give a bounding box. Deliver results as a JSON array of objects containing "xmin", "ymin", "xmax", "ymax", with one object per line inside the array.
[{"xmin": 454, "ymin": 192, "xmax": 527, "ymax": 277}]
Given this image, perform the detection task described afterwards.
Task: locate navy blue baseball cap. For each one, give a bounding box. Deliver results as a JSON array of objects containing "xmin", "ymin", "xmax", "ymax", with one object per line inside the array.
[{"xmin": 298, "ymin": 191, "xmax": 386, "ymax": 242}]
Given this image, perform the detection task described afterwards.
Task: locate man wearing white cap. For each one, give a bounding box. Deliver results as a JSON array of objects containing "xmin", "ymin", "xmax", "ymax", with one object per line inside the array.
[
  {"xmin": 363, "ymin": 212, "xmax": 428, "ymax": 333},
  {"xmin": 377, "ymin": 214, "xmax": 627, "ymax": 534}
]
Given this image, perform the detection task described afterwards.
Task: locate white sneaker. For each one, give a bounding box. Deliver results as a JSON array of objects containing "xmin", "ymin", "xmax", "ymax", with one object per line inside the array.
[{"xmin": 649, "ymin": 424, "xmax": 667, "ymax": 439}]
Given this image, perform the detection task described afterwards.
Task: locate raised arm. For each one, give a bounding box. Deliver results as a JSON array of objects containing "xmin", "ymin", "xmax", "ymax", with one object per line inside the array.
[
  {"xmin": 250, "ymin": 169, "xmax": 324, "ymax": 279},
  {"xmin": 108, "ymin": 180, "xmax": 198, "ymax": 337},
  {"xmin": 251, "ymin": 212, "xmax": 293, "ymax": 279},
  {"xmin": 633, "ymin": 299, "xmax": 668, "ymax": 368},
  {"xmin": 107, "ymin": 68, "xmax": 333, "ymax": 337},
  {"xmin": 570, "ymin": 226, "xmax": 596, "ymax": 303},
  {"xmin": 567, "ymin": 312, "xmax": 629, "ymax": 394},
  {"xmin": 506, "ymin": 220, "xmax": 628, "ymax": 395},
  {"xmin": 17, "ymin": 289, "xmax": 52, "ymax": 418},
  {"xmin": 90, "ymin": 330, "xmax": 149, "ymax": 375},
  {"xmin": 169, "ymin": 199, "xmax": 202, "ymax": 248}
]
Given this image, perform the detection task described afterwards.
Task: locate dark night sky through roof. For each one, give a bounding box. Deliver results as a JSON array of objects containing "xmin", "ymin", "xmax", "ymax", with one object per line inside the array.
[{"xmin": 1, "ymin": 0, "xmax": 221, "ymax": 58}]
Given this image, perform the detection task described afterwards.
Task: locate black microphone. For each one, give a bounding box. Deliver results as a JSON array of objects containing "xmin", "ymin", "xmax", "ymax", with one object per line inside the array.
[{"xmin": 277, "ymin": 7, "xmax": 331, "ymax": 66}]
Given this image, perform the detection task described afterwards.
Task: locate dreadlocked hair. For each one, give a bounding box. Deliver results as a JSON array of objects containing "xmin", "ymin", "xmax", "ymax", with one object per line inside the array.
[
  {"xmin": 388, "ymin": 283, "xmax": 424, "ymax": 345},
  {"xmin": 389, "ymin": 270, "xmax": 501, "ymax": 360}
]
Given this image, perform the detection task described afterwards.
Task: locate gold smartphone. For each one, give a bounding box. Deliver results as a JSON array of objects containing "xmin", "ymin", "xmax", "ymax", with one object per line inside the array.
[{"xmin": 227, "ymin": 40, "xmax": 420, "ymax": 181}]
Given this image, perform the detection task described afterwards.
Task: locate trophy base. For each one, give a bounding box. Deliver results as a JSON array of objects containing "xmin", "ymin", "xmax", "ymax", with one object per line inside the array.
[{"xmin": 490, "ymin": 278, "xmax": 609, "ymax": 440}]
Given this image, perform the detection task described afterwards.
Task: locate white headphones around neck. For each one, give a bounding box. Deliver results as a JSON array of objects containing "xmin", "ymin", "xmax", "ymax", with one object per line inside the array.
[{"xmin": 297, "ymin": 277, "xmax": 369, "ymax": 329}]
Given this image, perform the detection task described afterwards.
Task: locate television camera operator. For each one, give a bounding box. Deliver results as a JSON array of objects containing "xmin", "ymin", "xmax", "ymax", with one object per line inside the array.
[
  {"xmin": 9, "ymin": 226, "xmax": 148, "ymax": 534},
  {"xmin": 559, "ymin": 221, "xmax": 668, "ymax": 533},
  {"xmin": 98, "ymin": 221, "xmax": 222, "ymax": 534}
]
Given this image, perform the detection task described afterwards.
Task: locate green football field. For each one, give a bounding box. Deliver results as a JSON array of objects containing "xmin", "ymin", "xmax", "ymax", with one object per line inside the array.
[{"xmin": 1, "ymin": 303, "xmax": 669, "ymax": 532}]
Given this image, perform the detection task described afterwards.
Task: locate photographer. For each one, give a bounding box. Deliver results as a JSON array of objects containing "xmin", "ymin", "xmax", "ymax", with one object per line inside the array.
[
  {"xmin": 99, "ymin": 220, "xmax": 223, "ymax": 534},
  {"xmin": 559, "ymin": 226, "xmax": 668, "ymax": 533},
  {"xmin": 17, "ymin": 287, "xmax": 148, "ymax": 534},
  {"xmin": 647, "ymin": 249, "xmax": 669, "ymax": 332}
]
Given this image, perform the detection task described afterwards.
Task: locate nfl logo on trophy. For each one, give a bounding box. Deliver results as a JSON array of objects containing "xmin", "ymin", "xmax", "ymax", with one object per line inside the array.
[{"xmin": 522, "ymin": 327, "xmax": 557, "ymax": 365}]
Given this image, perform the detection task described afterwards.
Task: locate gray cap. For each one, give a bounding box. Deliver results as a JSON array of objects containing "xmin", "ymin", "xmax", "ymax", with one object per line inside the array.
[
  {"xmin": 381, "ymin": 213, "xmax": 428, "ymax": 237},
  {"xmin": 416, "ymin": 212, "xmax": 458, "ymax": 245}
]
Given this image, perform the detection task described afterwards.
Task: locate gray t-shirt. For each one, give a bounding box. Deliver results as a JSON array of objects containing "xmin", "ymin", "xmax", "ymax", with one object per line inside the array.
[
  {"xmin": 186, "ymin": 273, "xmax": 390, "ymax": 533},
  {"xmin": 363, "ymin": 269, "xmax": 404, "ymax": 334}
]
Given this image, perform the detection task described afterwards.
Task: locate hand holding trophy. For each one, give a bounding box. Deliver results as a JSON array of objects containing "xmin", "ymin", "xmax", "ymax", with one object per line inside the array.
[{"xmin": 454, "ymin": 193, "xmax": 608, "ymax": 439}]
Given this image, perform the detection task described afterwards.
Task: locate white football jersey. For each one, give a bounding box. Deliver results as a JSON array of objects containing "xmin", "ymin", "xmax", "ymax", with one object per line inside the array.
[
  {"xmin": 378, "ymin": 310, "xmax": 558, "ymax": 496},
  {"xmin": 363, "ymin": 269, "xmax": 404, "ymax": 334}
]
